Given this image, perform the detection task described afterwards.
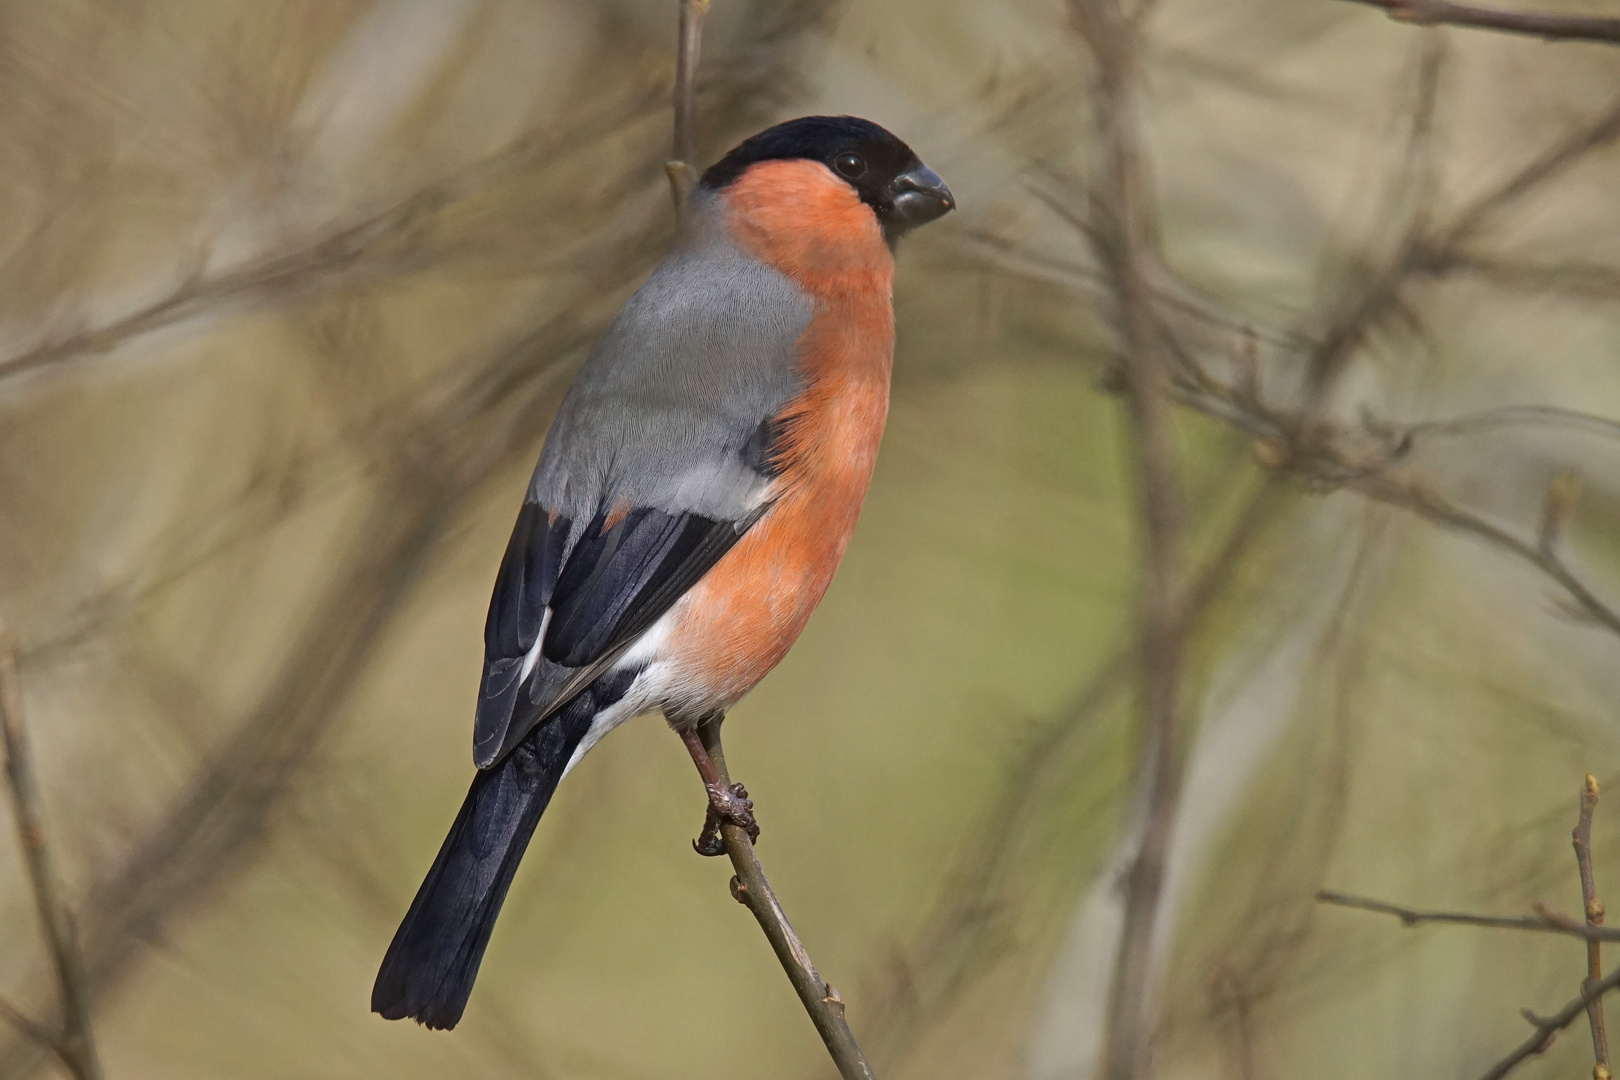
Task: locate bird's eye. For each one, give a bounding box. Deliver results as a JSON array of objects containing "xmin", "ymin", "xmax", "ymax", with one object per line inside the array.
[{"xmin": 834, "ymin": 152, "xmax": 866, "ymax": 179}]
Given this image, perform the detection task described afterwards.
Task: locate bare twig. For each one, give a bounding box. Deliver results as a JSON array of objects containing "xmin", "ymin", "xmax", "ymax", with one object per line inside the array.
[
  {"xmin": 1299, "ymin": 85, "xmax": 1620, "ymax": 400},
  {"xmin": 0, "ymin": 624, "xmax": 104, "ymax": 1080},
  {"xmin": 0, "ymin": 90, "xmax": 663, "ymax": 389},
  {"xmin": 1340, "ymin": 0, "xmax": 1620, "ymax": 46},
  {"xmin": 666, "ymin": 0, "xmax": 713, "ymax": 224},
  {"xmin": 1403, "ymin": 407, "xmax": 1620, "ymax": 446},
  {"xmin": 1478, "ymin": 965, "xmax": 1620, "ymax": 1080},
  {"xmin": 1574, "ymin": 775, "xmax": 1611, "ymax": 1076},
  {"xmin": 1301, "ymin": 37, "xmax": 1445, "ymax": 401},
  {"xmin": 1069, "ymin": 1, "xmax": 1189, "ymax": 1076},
  {"xmin": 1161, "ymin": 372, "xmax": 1620, "ymax": 642},
  {"xmin": 696, "ymin": 722, "xmax": 877, "ymax": 1080},
  {"xmin": 1323, "ymin": 782, "xmax": 1620, "ymax": 1080},
  {"xmin": 1316, "ymin": 889, "xmax": 1620, "ymax": 942},
  {"xmin": 0, "ymin": 999, "xmax": 54, "ymax": 1058}
]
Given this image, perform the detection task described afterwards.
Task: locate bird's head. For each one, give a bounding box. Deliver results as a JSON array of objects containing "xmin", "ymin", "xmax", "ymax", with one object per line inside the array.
[{"xmin": 700, "ymin": 116, "xmax": 954, "ymax": 249}]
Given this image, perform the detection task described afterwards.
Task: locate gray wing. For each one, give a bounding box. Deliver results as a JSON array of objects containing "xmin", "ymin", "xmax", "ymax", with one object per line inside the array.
[{"xmin": 472, "ymin": 215, "xmax": 811, "ymax": 768}]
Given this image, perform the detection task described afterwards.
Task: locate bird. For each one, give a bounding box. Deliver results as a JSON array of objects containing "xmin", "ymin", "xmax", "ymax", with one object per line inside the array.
[{"xmin": 371, "ymin": 115, "xmax": 953, "ymax": 1030}]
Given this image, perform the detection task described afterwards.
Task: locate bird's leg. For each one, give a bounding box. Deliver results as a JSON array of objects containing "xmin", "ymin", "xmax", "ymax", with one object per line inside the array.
[{"xmin": 678, "ymin": 718, "xmax": 759, "ymax": 856}]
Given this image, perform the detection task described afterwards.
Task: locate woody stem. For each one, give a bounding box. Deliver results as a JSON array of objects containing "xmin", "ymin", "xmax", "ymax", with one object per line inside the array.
[{"xmin": 693, "ymin": 719, "xmax": 877, "ymax": 1080}]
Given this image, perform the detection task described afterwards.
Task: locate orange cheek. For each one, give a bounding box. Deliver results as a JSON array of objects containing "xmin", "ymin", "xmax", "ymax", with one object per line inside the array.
[{"xmin": 720, "ymin": 159, "xmax": 893, "ymax": 296}]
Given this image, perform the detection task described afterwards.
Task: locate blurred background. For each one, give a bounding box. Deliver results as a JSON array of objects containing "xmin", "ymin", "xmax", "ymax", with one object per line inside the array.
[{"xmin": 3, "ymin": 1, "xmax": 1620, "ymax": 1077}]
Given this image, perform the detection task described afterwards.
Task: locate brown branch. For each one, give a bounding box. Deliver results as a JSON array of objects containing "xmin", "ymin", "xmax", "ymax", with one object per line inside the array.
[
  {"xmin": 1400, "ymin": 406, "xmax": 1620, "ymax": 446},
  {"xmin": 1302, "ymin": 86, "xmax": 1620, "ymax": 399},
  {"xmin": 1163, "ymin": 376, "xmax": 1620, "ymax": 642},
  {"xmin": 0, "ymin": 624, "xmax": 103, "ymax": 1080},
  {"xmin": 0, "ymin": 89, "xmax": 665, "ymax": 389},
  {"xmin": 696, "ymin": 722, "xmax": 877, "ymax": 1080},
  {"xmin": 1069, "ymin": 1, "xmax": 1189, "ymax": 1076},
  {"xmin": 1322, "ymin": 781, "xmax": 1620, "ymax": 1080},
  {"xmin": 1341, "ymin": 0, "xmax": 1620, "ymax": 45},
  {"xmin": 0, "ymin": 999, "xmax": 54, "ymax": 1060},
  {"xmin": 665, "ymin": 0, "xmax": 713, "ymax": 224},
  {"xmin": 1316, "ymin": 889, "xmax": 1620, "ymax": 942},
  {"xmin": 1436, "ymin": 253, "xmax": 1620, "ymax": 301},
  {"xmin": 1574, "ymin": 776, "xmax": 1611, "ymax": 1075},
  {"xmin": 856, "ymin": 473, "xmax": 1287, "ymax": 1069},
  {"xmin": 1301, "ymin": 37, "xmax": 1445, "ymax": 400},
  {"xmin": 1478, "ymin": 964, "xmax": 1620, "ymax": 1080}
]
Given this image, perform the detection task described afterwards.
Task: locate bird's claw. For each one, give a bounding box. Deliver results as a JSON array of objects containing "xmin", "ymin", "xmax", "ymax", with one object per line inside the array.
[{"xmin": 692, "ymin": 782, "xmax": 760, "ymax": 856}]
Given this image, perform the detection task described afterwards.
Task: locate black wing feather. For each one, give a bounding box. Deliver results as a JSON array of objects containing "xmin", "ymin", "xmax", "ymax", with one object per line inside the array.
[
  {"xmin": 472, "ymin": 496, "xmax": 766, "ymax": 768},
  {"xmin": 547, "ymin": 508, "xmax": 740, "ymax": 666},
  {"xmin": 482, "ymin": 502, "xmax": 568, "ymax": 671}
]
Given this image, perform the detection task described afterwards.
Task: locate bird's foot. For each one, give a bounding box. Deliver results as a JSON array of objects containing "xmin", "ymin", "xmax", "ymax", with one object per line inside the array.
[{"xmin": 692, "ymin": 782, "xmax": 760, "ymax": 857}]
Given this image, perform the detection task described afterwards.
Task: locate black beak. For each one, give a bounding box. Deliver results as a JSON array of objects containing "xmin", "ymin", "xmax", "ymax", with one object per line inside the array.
[{"xmin": 886, "ymin": 164, "xmax": 955, "ymax": 235}]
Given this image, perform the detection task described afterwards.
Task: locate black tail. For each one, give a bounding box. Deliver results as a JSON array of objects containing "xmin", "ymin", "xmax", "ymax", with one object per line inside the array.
[{"xmin": 372, "ymin": 671, "xmax": 635, "ymax": 1029}]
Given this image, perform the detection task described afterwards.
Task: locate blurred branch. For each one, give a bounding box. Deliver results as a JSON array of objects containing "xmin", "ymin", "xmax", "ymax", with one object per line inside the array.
[
  {"xmin": 0, "ymin": 624, "xmax": 103, "ymax": 1080},
  {"xmin": 1068, "ymin": 0, "xmax": 1189, "ymax": 1077},
  {"xmin": 1400, "ymin": 405, "xmax": 1620, "ymax": 445},
  {"xmin": 0, "ymin": 90, "xmax": 664, "ymax": 388},
  {"xmin": 696, "ymin": 722, "xmax": 876, "ymax": 1080},
  {"xmin": 1302, "ymin": 38, "xmax": 1443, "ymax": 401},
  {"xmin": 1341, "ymin": 0, "xmax": 1620, "ymax": 45},
  {"xmin": 1304, "ymin": 83, "xmax": 1620, "ymax": 399},
  {"xmin": 857, "ymin": 475, "xmax": 1287, "ymax": 1070},
  {"xmin": 1168, "ymin": 376, "xmax": 1620, "ymax": 638},
  {"xmin": 666, "ymin": 0, "xmax": 712, "ymax": 223},
  {"xmin": 1439, "ymin": 254, "xmax": 1620, "ymax": 301},
  {"xmin": 1574, "ymin": 775, "xmax": 1611, "ymax": 1075},
  {"xmin": 0, "ymin": 1001, "xmax": 51, "ymax": 1059},
  {"xmin": 1136, "ymin": 90, "xmax": 1620, "ymax": 636}
]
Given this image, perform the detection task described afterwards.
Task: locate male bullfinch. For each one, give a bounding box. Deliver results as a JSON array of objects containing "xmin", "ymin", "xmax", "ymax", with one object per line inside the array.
[{"xmin": 372, "ymin": 115, "xmax": 953, "ymax": 1029}]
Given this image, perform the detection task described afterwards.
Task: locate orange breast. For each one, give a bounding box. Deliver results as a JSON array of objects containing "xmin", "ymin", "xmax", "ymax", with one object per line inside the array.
[{"xmin": 670, "ymin": 159, "xmax": 896, "ymax": 704}]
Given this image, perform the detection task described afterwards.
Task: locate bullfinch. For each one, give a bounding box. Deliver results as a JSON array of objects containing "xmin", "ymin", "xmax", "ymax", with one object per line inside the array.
[{"xmin": 372, "ymin": 115, "xmax": 954, "ymax": 1030}]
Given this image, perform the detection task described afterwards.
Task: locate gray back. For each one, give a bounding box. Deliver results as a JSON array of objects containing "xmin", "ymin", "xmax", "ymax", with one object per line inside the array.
[{"xmin": 529, "ymin": 191, "xmax": 812, "ymax": 525}]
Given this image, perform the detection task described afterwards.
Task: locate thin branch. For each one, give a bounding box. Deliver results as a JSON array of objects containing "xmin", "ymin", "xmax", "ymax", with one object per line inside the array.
[
  {"xmin": 1166, "ymin": 378, "xmax": 1620, "ymax": 642},
  {"xmin": 1400, "ymin": 405, "xmax": 1620, "ymax": 446},
  {"xmin": 1478, "ymin": 964, "xmax": 1620, "ymax": 1080},
  {"xmin": 1322, "ymin": 782, "xmax": 1620, "ymax": 1080},
  {"xmin": 0, "ymin": 999, "xmax": 54, "ymax": 1059},
  {"xmin": 856, "ymin": 474, "xmax": 1288, "ymax": 1069},
  {"xmin": 665, "ymin": 0, "xmax": 713, "ymax": 224},
  {"xmin": 1316, "ymin": 889, "xmax": 1620, "ymax": 942},
  {"xmin": 1574, "ymin": 775, "xmax": 1611, "ymax": 1074},
  {"xmin": 0, "ymin": 624, "xmax": 103, "ymax": 1080},
  {"xmin": 1301, "ymin": 37, "xmax": 1445, "ymax": 400},
  {"xmin": 1300, "ymin": 85, "xmax": 1620, "ymax": 400},
  {"xmin": 1341, "ymin": 0, "xmax": 1620, "ymax": 45},
  {"xmin": 0, "ymin": 90, "xmax": 664, "ymax": 388},
  {"xmin": 1069, "ymin": 1, "xmax": 1189, "ymax": 1077},
  {"xmin": 1436, "ymin": 253, "xmax": 1620, "ymax": 302},
  {"xmin": 1436, "ymin": 97, "xmax": 1620, "ymax": 251},
  {"xmin": 696, "ymin": 722, "xmax": 877, "ymax": 1080}
]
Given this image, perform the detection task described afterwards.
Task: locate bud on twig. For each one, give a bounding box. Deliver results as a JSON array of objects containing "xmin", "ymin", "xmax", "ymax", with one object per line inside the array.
[
  {"xmin": 1540, "ymin": 469, "xmax": 1583, "ymax": 555},
  {"xmin": 1251, "ymin": 437, "xmax": 1288, "ymax": 470}
]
